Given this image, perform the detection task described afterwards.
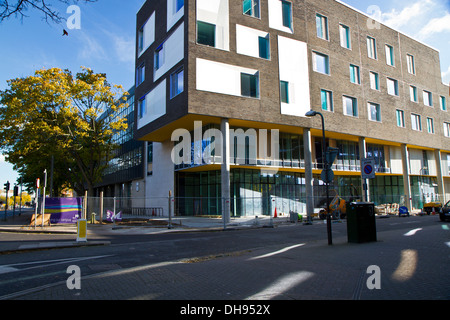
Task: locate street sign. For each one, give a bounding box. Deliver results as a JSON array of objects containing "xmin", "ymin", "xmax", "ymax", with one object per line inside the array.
[
  {"xmin": 321, "ymin": 168, "xmax": 334, "ymax": 183},
  {"xmin": 361, "ymin": 158, "xmax": 376, "ymax": 179},
  {"xmin": 326, "ymin": 147, "xmax": 339, "ymax": 166}
]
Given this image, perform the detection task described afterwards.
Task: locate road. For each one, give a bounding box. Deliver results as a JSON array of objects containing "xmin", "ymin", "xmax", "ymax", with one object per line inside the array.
[{"xmin": 0, "ymin": 214, "xmax": 448, "ymax": 303}]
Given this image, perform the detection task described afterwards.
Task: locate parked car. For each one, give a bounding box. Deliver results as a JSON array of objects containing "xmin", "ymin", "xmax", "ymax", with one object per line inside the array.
[{"xmin": 439, "ymin": 201, "xmax": 450, "ymax": 222}]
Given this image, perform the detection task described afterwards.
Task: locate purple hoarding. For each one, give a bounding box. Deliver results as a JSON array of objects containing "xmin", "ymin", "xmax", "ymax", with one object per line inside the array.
[{"xmin": 45, "ymin": 198, "xmax": 82, "ymax": 224}]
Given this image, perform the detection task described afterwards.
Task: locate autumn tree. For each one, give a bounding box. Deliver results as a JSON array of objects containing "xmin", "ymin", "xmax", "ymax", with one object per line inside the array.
[{"xmin": 0, "ymin": 67, "xmax": 128, "ymax": 196}]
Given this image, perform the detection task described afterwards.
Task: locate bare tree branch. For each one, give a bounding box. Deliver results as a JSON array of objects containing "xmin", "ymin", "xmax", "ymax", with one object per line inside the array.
[{"xmin": 0, "ymin": 0, "xmax": 97, "ymax": 24}]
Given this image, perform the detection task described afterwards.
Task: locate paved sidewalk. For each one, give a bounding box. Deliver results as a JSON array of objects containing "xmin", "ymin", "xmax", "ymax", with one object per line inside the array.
[{"xmin": 0, "ymin": 210, "xmax": 294, "ymax": 254}]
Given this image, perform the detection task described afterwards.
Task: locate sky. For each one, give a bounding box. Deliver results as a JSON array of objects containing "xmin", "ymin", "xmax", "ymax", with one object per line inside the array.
[{"xmin": 1, "ymin": 0, "xmax": 450, "ymax": 187}]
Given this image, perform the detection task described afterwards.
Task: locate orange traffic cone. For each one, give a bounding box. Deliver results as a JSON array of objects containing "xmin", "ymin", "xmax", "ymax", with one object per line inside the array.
[{"xmin": 274, "ymin": 207, "xmax": 277, "ymax": 218}]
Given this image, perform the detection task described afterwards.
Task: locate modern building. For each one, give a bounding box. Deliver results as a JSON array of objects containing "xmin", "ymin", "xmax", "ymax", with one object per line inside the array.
[
  {"xmin": 95, "ymin": 86, "xmax": 151, "ymax": 209},
  {"xmin": 134, "ymin": 0, "xmax": 450, "ymax": 218}
]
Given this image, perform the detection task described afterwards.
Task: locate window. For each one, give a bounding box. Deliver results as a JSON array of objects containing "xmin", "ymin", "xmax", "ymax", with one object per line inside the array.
[
  {"xmin": 243, "ymin": 0, "xmax": 260, "ymax": 18},
  {"xmin": 176, "ymin": 0, "xmax": 184, "ymax": 12},
  {"xmin": 427, "ymin": 117, "xmax": 435, "ymax": 134},
  {"xmin": 258, "ymin": 36, "xmax": 270, "ymax": 59},
  {"xmin": 423, "ymin": 90, "xmax": 433, "ymax": 107},
  {"xmin": 367, "ymin": 36, "xmax": 377, "ymax": 59},
  {"xmin": 369, "ymin": 71, "xmax": 379, "ymax": 90},
  {"xmin": 154, "ymin": 43, "xmax": 165, "ymax": 71},
  {"xmin": 197, "ymin": 21, "xmax": 216, "ymax": 47},
  {"xmin": 385, "ymin": 45, "xmax": 394, "ymax": 66},
  {"xmin": 170, "ymin": 67, "xmax": 184, "ymax": 98},
  {"xmin": 368, "ymin": 102, "xmax": 381, "ymax": 122},
  {"xmin": 411, "ymin": 113, "xmax": 422, "ymax": 131},
  {"xmin": 343, "ymin": 96, "xmax": 358, "ymax": 117},
  {"xmin": 138, "ymin": 27, "xmax": 144, "ymax": 53},
  {"xmin": 313, "ymin": 52, "xmax": 329, "ymax": 75},
  {"xmin": 387, "ymin": 78, "xmax": 399, "ymax": 96},
  {"xmin": 349, "ymin": 64, "xmax": 360, "ymax": 84},
  {"xmin": 280, "ymin": 81, "xmax": 289, "ymax": 103},
  {"xmin": 440, "ymin": 96, "xmax": 447, "ymax": 111},
  {"xmin": 407, "ymin": 54, "xmax": 415, "ymax": 74},
  {"xmin": 444, "ymin": 122, "xmax": 450, "ymax": 137},
  {"xmin": 316, "ymin": 14, "xmax": 328, "ymax": 40},
  {"xmin": 241, "ymin": 72, "xmax": 259, "ymax": 98},
  {"xmin": 138, "ymin": 96, "xmax": 146, "ymax": 119},
  {"xmin": 136, "ymin": 63, "xmax": 145, "ymax": 86},
  {"xmin": 396, "ymin": 109, "xmax": 405, "ymax": 128},
  {"xmin": 281, "ymin": 1, "xmax": 292, "ymax": 29},
  {"xmin": 410, "ymin": 86, "xmax": 418, "ymax": 102},
  {"xmin": 339, "ymin": 24, "xmax": 351, "ymax": 49},
  {"xmin": 321, "ymin": 89, "xmax": 333, "ymax": 112}
]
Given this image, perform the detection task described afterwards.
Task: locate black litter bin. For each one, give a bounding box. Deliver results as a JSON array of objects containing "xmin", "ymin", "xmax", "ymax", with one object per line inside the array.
[{"xmin": 346, "ymin": 202, "xmax": 377, "ymax": 243}]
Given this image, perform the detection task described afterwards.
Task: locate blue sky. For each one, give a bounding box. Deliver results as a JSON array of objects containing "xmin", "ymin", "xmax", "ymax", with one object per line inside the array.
[{"xmin": 1, "ymin": 0, "xmax": 450, "ymax": 187}]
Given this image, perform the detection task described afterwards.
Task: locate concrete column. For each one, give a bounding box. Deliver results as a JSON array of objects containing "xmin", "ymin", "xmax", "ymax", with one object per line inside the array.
[
  {"xmin": 303, "ymin": 128, "xmax": 314, "ymax": 223},
  {"xmin": 435, "ymin": 149, "xmax": 445, "ymax": 203},
  {"xmin": 401, "ymin": 144, "xmax": 412, "ymax": 211},
  {"xmin": 221, "ymin": 118, "xmax": 231, "ymax": 224},
  {"xmin": 359, "ymin": 137, "xmax": 370, "ymax": 202}
]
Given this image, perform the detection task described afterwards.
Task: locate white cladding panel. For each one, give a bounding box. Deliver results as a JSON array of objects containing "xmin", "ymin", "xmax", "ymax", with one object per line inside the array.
[
  {"xmin": 196, "ymin": 58, "xmax": 258, "ymax": 97},
  {"xmin": 277, "ymin": 36, "xmax": 310, "ymax": 117}
]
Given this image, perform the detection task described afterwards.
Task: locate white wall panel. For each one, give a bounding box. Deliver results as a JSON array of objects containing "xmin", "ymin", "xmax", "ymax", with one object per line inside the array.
[
  {"xmin": 167, "ymin": 0, "xmax": 184, "ymax": 31},
  {"xmin": 154, "ymin": 22, "xmax": 184, "ymax": 82},
  {"xmin": 196, "ymin": 58, "xmax": 258, "ymax": 97},
  {"xmin": 137, "ymin": 79, "xmax": 166, "ymax": 129},
  {"xmin": 197, "ymin": 0, "xmax": 229, "ymax": 51},
  {"xmin": 139, "ymin": 12, "xmax": 155, "ymax": 57},
  {"xmin": 236, "ymin": 24, "xmax": 270, "ymax": 59},
  {"xmin": 268, "ymin": 0, "xmax": 293, "ymax": 34},
  {"xmin": 277, "ymin": 36, "xmax": 310, "ymax": 117}
]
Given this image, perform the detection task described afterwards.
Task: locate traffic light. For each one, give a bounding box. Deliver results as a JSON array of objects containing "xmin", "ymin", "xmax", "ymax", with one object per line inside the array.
[
  {"xmin": 3, "ymin": 181, "xmax": 10, "ymax": 192},
  {"xmin": 13, "ymin": 186, "xmax": 19, "ymax": 197}
]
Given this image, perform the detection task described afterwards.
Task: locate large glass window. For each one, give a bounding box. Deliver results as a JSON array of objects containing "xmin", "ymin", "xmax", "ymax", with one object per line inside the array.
[
  {"xmin": 136, "ymin": 63, "xmax": 145, "ymax": 86},
  {"xmin": 369, "ymin": 71, "xmax": 379, "ymax": 90},
  {"xmin": 170, "ymin": 67, "xmax": 184, "ymax": 98},
  {"xmin": 241, "ymin": 72, "xmax": 259, "ymax": 98},
  {"xmin": 411, "ymin": 113, "xmax": 422, "ymax": 131},
  {"xmin": 321, "ymin": 89, "xmax": 333, "ymax": 112},
  {"xmin": 281, "ymin": 1, "xmax": 292, "ymax": 29},
  {"xmin": 316, "ymin": 14, "xmax": 328, "ymax": 40},
  {"xmin": 367, "ymin": 36, "xmax": 377, "ymax": 59},
  {"xmin": 313, "ymin": 51, "xmax": 330, "ymax": 75},
  {"xmin": 243, "ymin": 0, "xmax": 260, "ymax": 18},
  {"xmin": 350, "ymin": 64, "xmax": 360, "ymax": 84},
  {"xmin": 407, "ymin": 54, "xmax": 415, "ymax": 74},
  {"xmin": 197, "ymin": 21, "xmax": 216, "ymax": 47},
  {"xmin": 396, "ymin": 109, "xmax": 405, "ymax": 128},
  {"xmin": 280, "ymin": 81, "xmax": 289, "ymax": 103},
  {"xmin": 343, "ymin": 95, "xmax": 358, "ymax": 117},
  {"xmin": 440, "ymin": 96, "xmax": 447, "ymax": 111},
  {"xmin": 385, "ymin": 44, "xmax": 394, "ymax": 66},
  {"xmin": 339, "ymin": 24, "xmax": 351, "ymax": 49},
  {"xmin": 258, "ymin": 36, "xmax": 270, "ymax": 59},
  {"xmin": 423, "ymin": 90, "xmax": 433, "ymax": 107},
  {"xmin": 154, "ymin": 43, "xmax": 165, "ymax": 71},
  {"xmin": 387, "ymin": 78, "xmax": 399, "ymax": 96},
  {"xmin": 368, "ymin": 102, "xmax": 381, "ymax": 122}
]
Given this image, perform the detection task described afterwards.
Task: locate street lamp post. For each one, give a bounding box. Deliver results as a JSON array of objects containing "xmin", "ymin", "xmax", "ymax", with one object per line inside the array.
[{"xmin": 306, "ymin": 110, "xmax": 332, "ymax": 245}]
